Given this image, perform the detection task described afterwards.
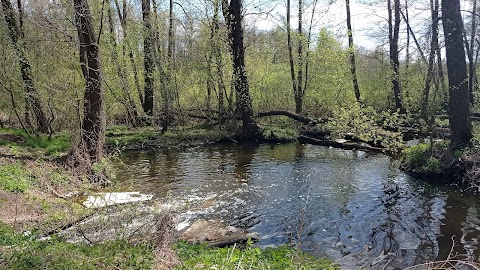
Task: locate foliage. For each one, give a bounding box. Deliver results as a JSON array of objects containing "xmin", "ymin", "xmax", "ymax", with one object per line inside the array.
[
  {"xmin": 0, "ymin": 162, "xmax": 30, "ymax": 192},
  {"xmin": 423, "ymin": 156, "xmax": 442, "ymax": 174},
  {"xmin": 402, "ymin": 143, "xmax": 430, "ymax": 168},
  {"xmin": 174, "ymin": 241, "xmax": 338, "ymax": 270},
  {"xmin": 0, "ymin": 224, "xmax": 154, "ymax": 270},
  {"xmin": 324, "ymin": 104, "xmax": 404, "ymax": 150},
  {"xmin": 261, "ymin": 126, "xmax": 299, "ymax": 142}
]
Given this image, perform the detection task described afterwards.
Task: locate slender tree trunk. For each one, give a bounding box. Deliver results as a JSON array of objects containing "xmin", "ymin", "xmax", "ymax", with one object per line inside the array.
[
  {"xmin": 303, "ymin": 0, "xmax": 318, "ymax": 93},
  {"xmin": 442, "ymin": 0, "xmax": 472, "ymax": 148},
  {"xmin": 346, "ymin": 0, "xmax": 361, "ymax": 102},
  {"xmin": 296, "ymin": 0, "xmax": 304, "ymax": 114},
  {"xmin": 421, "ymin": 0, "xmax": 439, "ymax": 117},
  {"xmin": 1, "ymin": 0, "xmax": 49, "ymax": 133},
  {"xmin": 142, "ymin": 0, "xmax": 155, "ymax": 116},
  {"xmin": 436, "ymin": 46, "xmax": 448, "ymax": 107},
  {"xmin": 404, "ymin": 0, "xmax": 410, "ymax": 105},
  {"xmin": 388, "ymin": 0, "xmax": 405, "ymax": 113},
  {"xmin": 400, "ymin": 10, "xmax": 427, "ymax": 64},
  {"xmin": 224, "ymin": 0, "xmax": 258, "ymax": 137},
  {"xmin": 213, "ymin": 0, "xmax": 226, "ymax": 121},
  {"xmin": 73, "ymin": 0, "xmax": 106, "ymax": 163},
  {"xmin": 114, "ymin": 0, "xmax": 144, "ymax": 109},
  {"xmin": 468, "ymin": 0, "xmax": 477, "ymax": 104},
  {"xmin": 287, "ymin": 0, "xmax": 298, "ymax": 114}
]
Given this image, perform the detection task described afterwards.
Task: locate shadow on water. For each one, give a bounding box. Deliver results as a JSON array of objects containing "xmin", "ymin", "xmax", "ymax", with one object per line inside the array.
[{"xmin": 114, "ymin": 142, "xmax": 480, "ymax": 269}]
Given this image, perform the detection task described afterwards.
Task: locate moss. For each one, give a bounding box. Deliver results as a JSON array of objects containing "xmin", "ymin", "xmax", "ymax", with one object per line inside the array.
[{"xmin": 174, "ymin": 241, "xmax": 338, "ymax": 270}]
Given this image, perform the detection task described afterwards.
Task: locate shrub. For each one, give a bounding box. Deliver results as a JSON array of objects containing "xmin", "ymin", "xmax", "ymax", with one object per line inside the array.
[
  {"xmin": 402, "ymin": 143, "xmax": 430, "ymax": 168},
  {"xmin": 422, "ymin": 157, "xmax": 441, "ymax": 174}
]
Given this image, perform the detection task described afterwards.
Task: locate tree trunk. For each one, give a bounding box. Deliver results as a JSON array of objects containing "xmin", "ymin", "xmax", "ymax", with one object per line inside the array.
[
  {"xmin": 436, "ymin": 45, "xmax": 448, "ymax": 107},
  {"xmin": 420, "ymin": 0, "xmax": 439, "ymax": 118},
  {"xmin": 212, "ymin": 0, "xmax": 226, "ymax": 122},
  {"xmin": 224, "ymin": 0, "xmax": 258, "ymax": 137},
  {"xmin": 73, "ymin": 0, "xmax": 105, "ymax": 163},
  {"xmin": 296, "ymin": 0, "xmax": 304, "ymax": 114},
  {"xmin": 1, "ymin": 0, "xmax": 49, "ymax": 133},
  {"xmin": 388, "ymin": 0, "xmax": 405, "ymax": 113},
  {"xmin": 468, "ymin": 0, "xmax": 477, "ymax": 104},
  {"xmin": 287, "ymin": 0, "xmax": 297, "ymax": 114},
  {"xmin": 142, "ymin": 0, "xmax": 155, "ymax": 116},
  {"xmin": 346, "ymin": 0, "xmax": 361, "ymax": 103},
  {"xmin": 114, "ymin": 0, "xmax": 144, "ymax": 109},
  {"xmin": 442, "ymin": 0, "xmax": 472, "ymax": 148}
]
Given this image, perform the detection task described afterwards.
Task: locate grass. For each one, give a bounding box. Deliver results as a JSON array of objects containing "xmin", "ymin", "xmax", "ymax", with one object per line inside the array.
[
  {"xmin": 261, "ymin": 126, "xmax": 299, "ymax": 142},
  {"xmin": 0, "ymin": 128, "xmax": 71, "ymax": 156},
  {"xmin": 0, "ymin": 223, "xmax": 155, "ymax": 270},
  {"xmin": 174, "ymin": 241, "xmax": 338, "ymax": 270},
  {"xmin": 0, "ymin": 162, "xmax": 31, "ymax": 192}
]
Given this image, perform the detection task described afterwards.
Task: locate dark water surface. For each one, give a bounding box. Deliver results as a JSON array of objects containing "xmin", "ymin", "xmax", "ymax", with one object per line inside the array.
[{"xmin": 114, "ymin": 143, "xmax": 480, "ymax": 269}]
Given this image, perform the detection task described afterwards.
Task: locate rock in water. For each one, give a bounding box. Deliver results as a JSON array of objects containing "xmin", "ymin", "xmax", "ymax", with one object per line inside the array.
[{"xmin": 180, "ymin": 219, "xmax": 258, "ymax": 247}]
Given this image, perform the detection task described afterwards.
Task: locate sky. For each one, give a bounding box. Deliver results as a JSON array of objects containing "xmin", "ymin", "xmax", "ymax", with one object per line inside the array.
[{"xmin": 242, "ymin": 0, "xmax": 474, "ymax": 53}]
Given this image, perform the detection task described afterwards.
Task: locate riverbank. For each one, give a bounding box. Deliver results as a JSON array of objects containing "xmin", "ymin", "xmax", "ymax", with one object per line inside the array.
[{"xmin": 0, "ymin": 126, "xmax": 338, "ymax": 269}]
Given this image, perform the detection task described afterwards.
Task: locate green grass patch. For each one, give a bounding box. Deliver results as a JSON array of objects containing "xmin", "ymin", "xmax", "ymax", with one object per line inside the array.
[
  {"xmin": 0, "ymin": 224, "xmax": 154, "ymax": 270},
  {"xmin": 0, "ymin": 128, "xmax": 71, "ymax": 156},
  {"xmin": 262, "ymin": 126, "xmax": 299, "ymax": 142},
  {"xmin": 0, "ymin": 163, "xmax": 31, "ymax": 192},
  {"xmin": 174, "ymin": 241, "xmax": 338, "ymax": 270}
]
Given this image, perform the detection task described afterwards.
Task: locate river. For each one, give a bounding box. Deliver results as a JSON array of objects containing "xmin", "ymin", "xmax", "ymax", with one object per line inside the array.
[{"xmin": 114, "ymin": 142, "xmax": 480, "ymax": 269}]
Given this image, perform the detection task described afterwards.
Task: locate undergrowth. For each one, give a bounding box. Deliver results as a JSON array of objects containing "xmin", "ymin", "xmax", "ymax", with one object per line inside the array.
[
  {"xmin": 174, "ymin": 240, "xmax": 338, "ymax": 270},
  {"xmin": 0, "ymin": 223, "xmax": 154, "ymax": 270},
  {"xmin": 0, "ymin": 163, "xmax": 31, "ymax": 192}
]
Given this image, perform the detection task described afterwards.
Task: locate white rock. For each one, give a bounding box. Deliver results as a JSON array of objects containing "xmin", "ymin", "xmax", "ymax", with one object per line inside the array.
[
  {"xmin": 82, "ymin": 192, "xmax": 153, "ymax": 208},
  {"xmin": 176, "ymin": 221, "xmax": 190, "ymax": 231}
]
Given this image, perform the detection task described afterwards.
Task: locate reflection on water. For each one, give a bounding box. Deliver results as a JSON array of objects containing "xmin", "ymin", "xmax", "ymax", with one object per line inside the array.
[{"xmin": 115, "ymin": 143, "xmax": 480, "ymax": 269}]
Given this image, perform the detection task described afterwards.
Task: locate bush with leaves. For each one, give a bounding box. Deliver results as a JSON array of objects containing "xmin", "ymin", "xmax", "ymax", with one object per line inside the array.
[{"xmin": 324, "ymin": 104, "xmax": 404, "ymax": 151}]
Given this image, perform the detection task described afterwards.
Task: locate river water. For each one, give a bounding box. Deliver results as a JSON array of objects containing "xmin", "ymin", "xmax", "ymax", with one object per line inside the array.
[{"xmin": 114, "ymin": 143, "xmax": 480, "ymax": 269}]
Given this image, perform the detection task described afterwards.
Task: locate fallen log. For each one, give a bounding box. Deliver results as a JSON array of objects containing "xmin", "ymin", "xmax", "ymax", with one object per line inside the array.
[
  {"xmin": 435, "ymin": 114, "xmax": 480, "ymax": 122},
  {"xmin": 256, "ymin": 110, "xmax": 318, "ymax": 124},
  {"xmin": 299, "ymin": 136, "xmax": 385, "ymax": 152}
]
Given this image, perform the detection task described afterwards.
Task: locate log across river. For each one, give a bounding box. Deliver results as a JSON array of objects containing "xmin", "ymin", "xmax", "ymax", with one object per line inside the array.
[{"xmin": 114, "ymin": 142, "xmax": 480, "ymax": 270}]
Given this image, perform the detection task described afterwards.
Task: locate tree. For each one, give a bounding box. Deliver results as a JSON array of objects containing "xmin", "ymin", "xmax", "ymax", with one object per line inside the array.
[
  {"xmin": 345, "ymin": 0, "xmax": 361, "ymax": 102},
  {"xmin": 287, "ymin": 0, "xmax": 305, "ymax": 114},
  {"xmin": 420, "ymin": 0, "xmax": 440, "ymax": 117},
  {"xmin": 223, "ymin": 0, "xmax": 259, "ymax": 137},
  {"xmin": 142, "ymin": 0, "xmax": 155, "ymax": 116},
  {"xmin": 387, "ymin": 0, "xmax": 405, "ymax": 113},
  {"xmin": 442, "ymin": 0, "xmax": 472, "ymax": 148},
  {"xmin": 113, "ymin": 0, "xmax": 144, "ymax": 110},
  {"xmin": 1, "ymin": 0, "xmax": 49, "ymax": 133},
  {"xmin": 107, "ymin": 4, "xmax": 138, "ymax": 126},
  {"xmin": 73, "ymin": 0, "xmax": 106, "ymax": 165}
]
